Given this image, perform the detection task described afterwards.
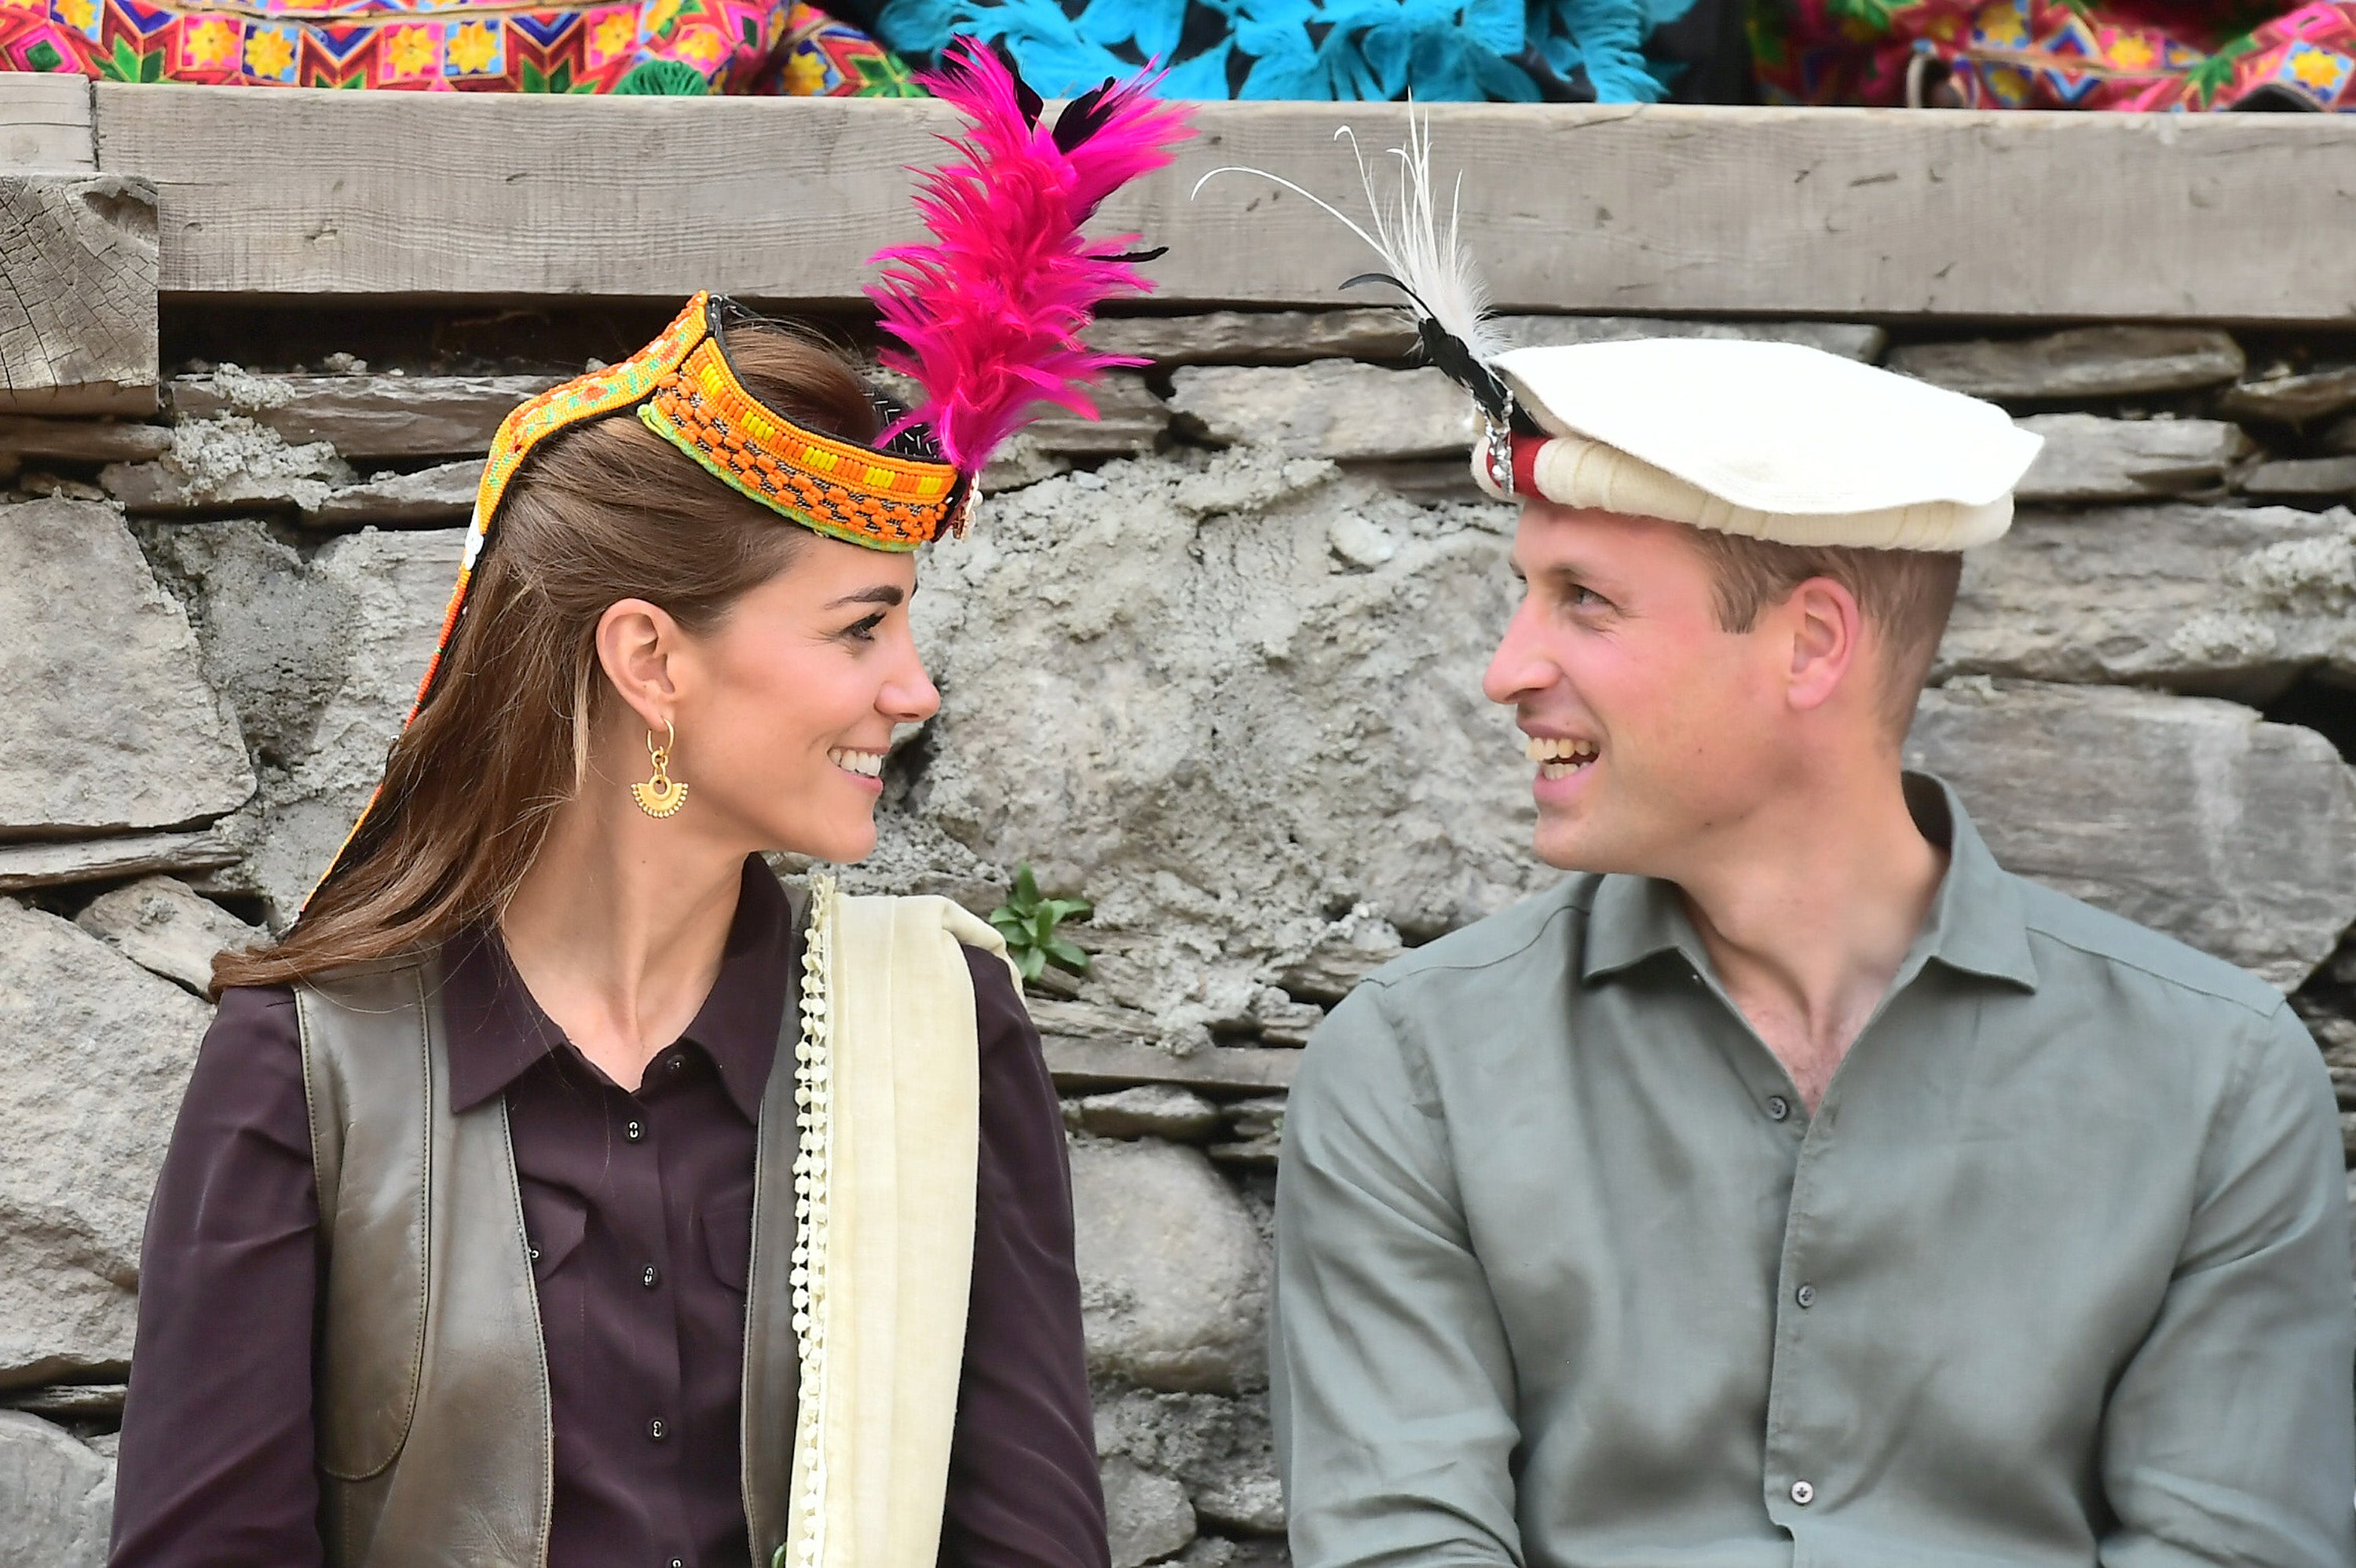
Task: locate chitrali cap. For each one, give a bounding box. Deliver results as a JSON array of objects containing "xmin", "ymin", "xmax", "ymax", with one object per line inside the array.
[
  {"xmin": 1199, "ymin": 119, "xmax": 2040, "ymax": 552},
  {"xmin": 309, "ymin": 43, "xmax": 1192, "ymax": 905},
  {"xmin": 1476, "ymin": 338, "xmax": 2043, "ymax": 550}
]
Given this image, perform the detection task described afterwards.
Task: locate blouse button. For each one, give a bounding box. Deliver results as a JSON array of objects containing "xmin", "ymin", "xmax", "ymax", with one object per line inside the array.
[
  {"xmin": 647, "ymin": 1418, "xmax": 668, "ymax": 1442},
  {"xmin": 642, "ymin": 1264, "xmax": 660, "ymax": 1290},
  {"xmin": 624, "ymin": 1120, "xmax": 646, "ymax": 1143}
]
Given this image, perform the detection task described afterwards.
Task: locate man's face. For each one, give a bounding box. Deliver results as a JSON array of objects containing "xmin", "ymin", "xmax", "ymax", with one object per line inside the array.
[{"xmin": 1482, "ymin": 502, "xmax": 1789, "ymax": 876}]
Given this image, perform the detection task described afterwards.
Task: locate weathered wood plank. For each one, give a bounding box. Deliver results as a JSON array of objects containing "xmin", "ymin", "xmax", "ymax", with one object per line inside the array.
[
  {"xmin": 0, "ymin": 77, "xmax": 93, "ymax": 174},
  {"xmin": 0, "ymin": 175, "xmax": 158, "ymax": 415},
  {"xmin": 1043, "ymin": 1036, "xmax": 1300, "ymax": 1095},
  {"xmin": 92, "ymin": 86, "xmax": 2356, "ymax": 322}
]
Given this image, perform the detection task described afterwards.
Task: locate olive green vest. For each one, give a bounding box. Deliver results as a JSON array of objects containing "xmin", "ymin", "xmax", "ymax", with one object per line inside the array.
[{"xmin": 294, "ymin": 951, "xmax": 803, "ymax": 1568}]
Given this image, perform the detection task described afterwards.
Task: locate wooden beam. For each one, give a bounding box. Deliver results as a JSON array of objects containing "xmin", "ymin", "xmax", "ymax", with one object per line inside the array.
[
  {"xmin": 92, "ymin": 86, "xmax": 2356, "ymax": 323},
  {"xmin": 0, "ymin": 77, "xmax": 93, "ymax": 174},
  {"xmin": 0, "ymin": 175, "xmax": 159, "ymax": 415}
]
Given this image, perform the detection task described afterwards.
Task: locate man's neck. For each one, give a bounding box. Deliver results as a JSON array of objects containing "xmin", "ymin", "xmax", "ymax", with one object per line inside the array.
[{"xmin": 1671, "ymin": 770, "xmax": 1948, "ymax": 1111}]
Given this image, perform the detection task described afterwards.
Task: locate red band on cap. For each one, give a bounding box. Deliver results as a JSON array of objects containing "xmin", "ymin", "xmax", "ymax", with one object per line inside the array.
[{"xmin": 1511, "ymin": 433, "xmax": 1545, "ymax": 499}]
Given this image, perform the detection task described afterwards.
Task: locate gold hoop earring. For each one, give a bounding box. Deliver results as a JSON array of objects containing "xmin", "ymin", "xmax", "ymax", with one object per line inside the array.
[{"xmin": 631, "ymin": 720, "xmax": 687, "ymax": 819}]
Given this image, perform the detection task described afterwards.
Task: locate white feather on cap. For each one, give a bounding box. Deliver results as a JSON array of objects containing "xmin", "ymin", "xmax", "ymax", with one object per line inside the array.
[{"xmin": 1475, "ymin": 338, "xmax": 2043, "ymax": 551}]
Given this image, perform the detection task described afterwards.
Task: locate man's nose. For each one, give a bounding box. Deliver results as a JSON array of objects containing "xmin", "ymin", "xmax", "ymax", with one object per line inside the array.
[{"xmin": 1483, "ymin": 597, "xmax": 1553, "ymax": 708}]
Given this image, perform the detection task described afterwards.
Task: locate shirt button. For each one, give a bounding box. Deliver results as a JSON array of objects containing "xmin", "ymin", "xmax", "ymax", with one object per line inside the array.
[
  {"xmin": 1795, "ymin": 1283, "xmax": 1817, "ymax": 1308},
  {"xmin": 642, "ymin": 1264, "xmax": 660, "ymax": 1289},
  {"xmin": 647, "ymin": 1418, "xmax": 668, "ymax": 1442},
  {"xmin": 1765, "ymin": 1095, "xmax": 1791, "ymax": 1121},
  {"xmin": 624, "ymin": 1120, "xmax": 645, "ymax": 1142},
  {"xmin": 1791, "ymin": 1479, "xmax": 1815, "ymax": 1506}
]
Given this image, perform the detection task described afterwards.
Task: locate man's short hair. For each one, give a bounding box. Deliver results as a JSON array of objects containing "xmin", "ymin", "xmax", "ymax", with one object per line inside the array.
[{"xmin": 1683, "ymin": 531, "xmax": 1962, "ymax": 733}]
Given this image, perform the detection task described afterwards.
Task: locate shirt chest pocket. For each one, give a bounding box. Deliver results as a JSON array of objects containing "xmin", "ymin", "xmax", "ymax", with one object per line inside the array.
[{"xmin": 701, "ymin": 1201, "xmax": 752, "ymax": 1295}]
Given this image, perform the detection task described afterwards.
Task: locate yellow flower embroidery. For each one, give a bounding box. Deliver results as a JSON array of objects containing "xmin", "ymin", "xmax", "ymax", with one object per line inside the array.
[
  {"xmin": 243, "ymin": 24, "xmax": 294, "ymax": 76},
  {"xmin": 55, "ymin": 0, "xmax": 97, "ymax": 30},
  {"xmin": 2289, "ymin": 45, "xmax": 2343, "ymax": 86},
  {"xmin": 385, "ymin": 23, "xmax": 435, "ymax": 74},
  {"xmin": 183, "ymin": 16, "xmax": 236, "ymax": 64},
  {"xmin": 591, "ymin": 10, "xmax": 635, "ymax": 57},
  {"xmin": 672, "ymin": 23, "xmax": 722, "ymax": 66},
  {"xmin": 2108, "ymin": 35, "xmax": 2155, "ymax": 68},
  {"xmin": 445, "ymin": 18, "xmax": 499, "ymax": 71}
]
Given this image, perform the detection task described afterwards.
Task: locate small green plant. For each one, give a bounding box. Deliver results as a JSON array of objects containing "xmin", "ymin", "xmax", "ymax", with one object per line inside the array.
[{"xmin": 989, "ymin": 864, "xmax": 1092, "ymax": 982}]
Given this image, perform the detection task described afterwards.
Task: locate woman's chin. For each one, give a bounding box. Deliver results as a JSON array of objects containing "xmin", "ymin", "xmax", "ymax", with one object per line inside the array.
[{"xmin": 773, "ymin": 813, "xmax": 878, "ymax": 868}]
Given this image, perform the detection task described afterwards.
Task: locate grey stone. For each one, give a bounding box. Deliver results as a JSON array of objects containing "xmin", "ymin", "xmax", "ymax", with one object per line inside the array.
[
  {"xmin": 1488, "ymin": 316, "xmax": 1886, "ymax": 363},
  {"xmin": 1031, "ymin": 996, "xmax": 1162, "ymax": 1050},
  {"xmin": 1247, "ymin": 989, "xmax": 1323, "ymax": 1046},
  {"xmin": 1097, "ymin": 1388, "xmax": 1286, "ymax": 1537},
  {"xmin": 2315, "ymin": 411, "xmax": 2356, "ymax": 455},
  {"xmin": 0, "ymin": 498, "xmax": 253, "ymax": 835},
  {"xmin": 916, "ymin": 451, "xmax": 1543, "ymax": 1033},
  {"xmin": 1168, "ymin": 362, "xmax": 1476, "ymax": 461},
  {"xmin": 1937, "ymin": 503, "xmax": 2356, "ymax": 702},
  {"xmin": 303, "ymin": 459, "xmax": 482, "ymax": 528},
  {"xmin": 0, "ymin": 415, "xmax": 170, "ymax": 462},
  {"xmin": 1102, "ymin": 1455, "xmax": 1196, "ymax": 1568},
  {"xmin": 1906, "ymin": 681, "xmax": 2356, "ymax": 989},
  {"xmin": 101, "ymin": 415, "xmax": 354, "ymax": 512},
  {"xmin": 75, "ymin": 875, "xmax": 262, "ymax": 995},
  {"xmin": 0, "ymin": 1413, "xmax": 112, "ymax": 1568},
  {"xmin": 1889, "ymin": 327, "xmax": 2244, "ymax": 400},
  {"xmin": 170, "ymin": 371, "xmax": 561, "ymax": 458},
  {"xmin": 1023, "ymin": 373, "xmax": 1169, "ymax": 456},
  {"xmin": 1210, "ymin": 1096, "xmax": 1286, "ymax": 1168},
  {"xmin": 1074, "ymin": 1084, "xmax": 1224, "ymax": 1141},
  {"xmin": 2217, "ymin": 366, "xmax": 2356, "ymax": 426},
  {"xmin": 1071, "ymin": 1139, "xmax": 1270, "ymax": 1393},
  {"xmin": 2011, "ymin": 414, "xmax": 2248, "ymax": 503},
  {"xmin": 163, "ymin": 524, "xmax": 459, "ymax": 923},
  {"xmin": 2241, "ymin": 455, "xmax": 2356, "ymax": 501},
  {"xmin": 0, "ymin": 899, "xmax": 210, "ymax": 1385},
  {"xmin": 1326, "ymin": 513, "xmax": 1396, "ymax": 569},
  {"xmin": 1088, "ymin": 310, "xmax": 1415, "ymax": 366},
  {"xmin": 0, "ymin": 821, "xmax": 248, "ymax": 894},
  {"xmin": 1276, "ymin": 908, "xmax": 1407, "ymax": 1003}
]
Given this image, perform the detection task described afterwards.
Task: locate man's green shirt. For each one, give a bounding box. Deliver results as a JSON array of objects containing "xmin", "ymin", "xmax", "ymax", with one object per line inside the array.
[{"xmin": 1272, "ymin": 778, "xmax": 2356, "ymax": 1567}]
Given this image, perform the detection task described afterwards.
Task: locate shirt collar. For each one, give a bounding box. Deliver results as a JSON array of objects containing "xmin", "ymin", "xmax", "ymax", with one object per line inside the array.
[
  {"xmin": 1579, "ymin": 773, "xmax": 2038, "ymax": 992},
  {"xmin": 438, "ymin": 855, "xmax": 799, "ymax": 1118}
]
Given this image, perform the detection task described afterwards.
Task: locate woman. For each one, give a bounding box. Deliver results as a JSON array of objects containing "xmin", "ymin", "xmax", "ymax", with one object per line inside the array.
[{"xmin": 108, "ymin": 52, "xmax": 1191, "ymax": 1568}]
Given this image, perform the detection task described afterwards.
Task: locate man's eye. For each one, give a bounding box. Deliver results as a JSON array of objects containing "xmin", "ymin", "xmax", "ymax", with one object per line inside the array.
[{"xmin": 1567, "ymin": 585, "xmax": 1607, "ymax": 609}]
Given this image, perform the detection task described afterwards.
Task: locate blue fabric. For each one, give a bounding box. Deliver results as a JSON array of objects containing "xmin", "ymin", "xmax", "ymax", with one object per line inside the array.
[{"xmin": 876, "ymin": 0, "xmax": 1698, "ymax": 100}]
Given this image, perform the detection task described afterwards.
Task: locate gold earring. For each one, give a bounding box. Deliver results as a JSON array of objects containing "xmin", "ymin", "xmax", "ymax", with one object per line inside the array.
[{"xmin": 631, "ymin": 720, "xmax": 687, "ymax": 819}]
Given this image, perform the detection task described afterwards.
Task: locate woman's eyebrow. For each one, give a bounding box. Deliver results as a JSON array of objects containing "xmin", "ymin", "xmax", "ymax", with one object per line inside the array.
[{"xmin": 827, "ymin": 585, "xmax": 907, "ymax": 609}]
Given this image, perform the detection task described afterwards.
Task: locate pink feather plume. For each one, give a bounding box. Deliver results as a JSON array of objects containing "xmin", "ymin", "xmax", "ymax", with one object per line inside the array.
[{"xmin": 867, "ymin": 40, "xmax": 1194, "ymax": 477}]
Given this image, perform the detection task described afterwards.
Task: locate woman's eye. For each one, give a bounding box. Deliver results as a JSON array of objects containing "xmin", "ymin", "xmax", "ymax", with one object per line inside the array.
[{"xmin": 843, "ymin": 612, "xmax": 886, "ymax": 643}]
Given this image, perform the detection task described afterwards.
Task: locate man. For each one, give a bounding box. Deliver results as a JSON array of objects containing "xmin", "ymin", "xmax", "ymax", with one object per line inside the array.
[{"xmin": 1271, "ymin": 335, "xmax": 2356, "ymax": 1566}]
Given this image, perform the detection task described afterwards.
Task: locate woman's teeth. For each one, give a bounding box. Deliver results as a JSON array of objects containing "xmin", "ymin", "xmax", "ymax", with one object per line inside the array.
[
  {"xmin": 829, "ymin": 747, "xmax": 885, "ymax": 779},
  {"xmin": 1524, "ymin": 735, "xmax": 1599, "ymax": 779}
]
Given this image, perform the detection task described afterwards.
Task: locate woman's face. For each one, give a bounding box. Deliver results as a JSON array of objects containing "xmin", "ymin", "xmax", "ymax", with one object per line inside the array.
[{"xmin": 662, "ymin": 533, "xmax": 938, "ymax": 865}]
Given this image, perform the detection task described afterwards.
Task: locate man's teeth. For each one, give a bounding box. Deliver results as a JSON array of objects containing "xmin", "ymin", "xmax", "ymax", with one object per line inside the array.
[
  {"xmin": 1523, "ymin": 735, "xmax": 1599, "ymax": 779},
  {"xmin": 829, "ymin": 747, "xmax": 885, "ymax": 779}
]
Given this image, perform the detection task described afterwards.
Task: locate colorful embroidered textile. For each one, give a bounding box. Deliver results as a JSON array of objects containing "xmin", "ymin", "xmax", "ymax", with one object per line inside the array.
[
  {"xmin": 0, "ymin": 0, "xmax": 921, "ymax": 93},
  {"xmin": 874, "ymin": 0, "xmax": 1701, "ymax": 100},
  {"xmin": 1753, "ymin": 0, "xmax": 2356, "ymax": 108}
]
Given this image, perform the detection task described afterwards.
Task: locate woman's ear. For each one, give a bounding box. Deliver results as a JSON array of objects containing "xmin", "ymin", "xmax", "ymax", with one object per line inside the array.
[{"xmin": 594, "ymin": 598, "xmax": 687, "ymax": 733}]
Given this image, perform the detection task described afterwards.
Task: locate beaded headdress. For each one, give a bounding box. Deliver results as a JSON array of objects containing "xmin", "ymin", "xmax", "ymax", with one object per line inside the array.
[{"xmin": 311, "ymin": 42, "xmax": 1191, "ymax": 904}]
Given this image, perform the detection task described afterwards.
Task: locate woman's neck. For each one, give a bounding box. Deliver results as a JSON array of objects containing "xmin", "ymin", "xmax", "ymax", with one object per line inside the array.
[{"xmin": 497, "ymin": 784, "xmax": 748, "ymax": 1092}]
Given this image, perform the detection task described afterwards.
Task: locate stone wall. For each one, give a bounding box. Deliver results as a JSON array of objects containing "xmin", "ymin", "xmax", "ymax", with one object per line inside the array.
[{"xmin": 7, "ymin": 309, "xmax": 2356, "ymax": 1566}]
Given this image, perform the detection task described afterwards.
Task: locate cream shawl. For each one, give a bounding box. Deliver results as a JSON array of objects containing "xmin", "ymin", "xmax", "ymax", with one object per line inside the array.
[{"xmin": 779, "ymin": 877, "xmax": 1015, "ymax": 1568}]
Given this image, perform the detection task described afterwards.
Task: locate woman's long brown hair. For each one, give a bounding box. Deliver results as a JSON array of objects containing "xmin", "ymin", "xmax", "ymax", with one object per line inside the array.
[{"xmin": 213, "ymin": 323, "xmax": 883, "ymax": 993}]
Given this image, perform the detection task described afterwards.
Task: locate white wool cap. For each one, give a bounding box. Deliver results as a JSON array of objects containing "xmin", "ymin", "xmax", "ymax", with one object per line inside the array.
[{"xmin": 1471, "ymin": 338, "xmax": 2044, "ymax": 550}]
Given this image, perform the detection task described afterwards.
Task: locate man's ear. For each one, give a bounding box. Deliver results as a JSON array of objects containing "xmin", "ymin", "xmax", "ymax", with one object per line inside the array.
[
  {"xmin": 1783, "ymin": 577, "xmax": 1863, "ymax": 715},
  {"xmin": 595, "ymin": 598, "xmax": 687, "ymax": 734}
]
